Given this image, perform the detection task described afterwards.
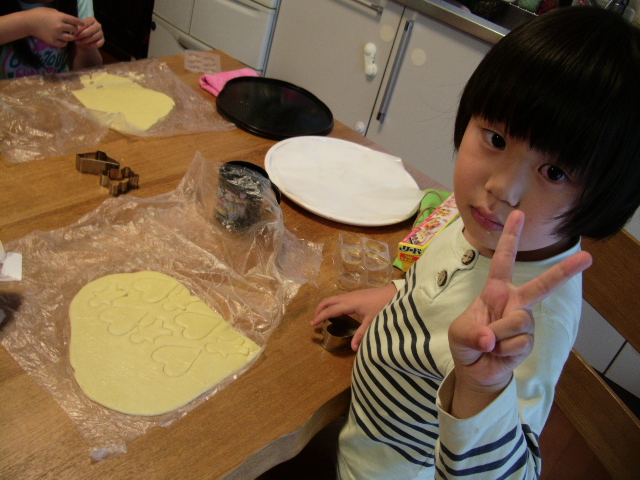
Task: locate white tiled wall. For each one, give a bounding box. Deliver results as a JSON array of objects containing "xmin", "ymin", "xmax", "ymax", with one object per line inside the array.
[
  {"xmin": 606, "ymin": 344, "xmax": 640, "ymax": 398},
  {"xmin": 575, "ymin": 301, "xmax": 640, "ymax": 399},
  {"xmin": 574, "ymin": 214, "xmax": 640, "ymax": 400},
  {"xmin": 574, "ymin": 300, "xmax": 625, "ymax": 372},
  {"xmin": 625, "ymin": 208, "xmax": 640, "ymax": 241}
]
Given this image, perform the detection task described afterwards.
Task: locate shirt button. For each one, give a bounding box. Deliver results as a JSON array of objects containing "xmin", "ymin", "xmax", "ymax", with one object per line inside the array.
[
  {"xmin": 461, "ymin": 249, "xmax": 476, "ymax": 265},
  {"xmin": 437, "ymin": 270, "xmax": 447, "ymax": 286}
]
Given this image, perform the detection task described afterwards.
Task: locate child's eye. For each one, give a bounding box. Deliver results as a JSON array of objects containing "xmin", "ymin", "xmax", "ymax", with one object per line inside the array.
[
  {"xmin": 482, "ymin": 129, "xmax": 506, "ymax": 149},
  {"xmin": 540, "ymin": 164, "xmax": 568, "ymax": 182}
]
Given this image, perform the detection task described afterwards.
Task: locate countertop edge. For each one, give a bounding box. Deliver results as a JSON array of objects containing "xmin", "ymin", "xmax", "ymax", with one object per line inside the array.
[{"xmin": 396, "ymin": 0, "xmax": 510, "ymax": 44}]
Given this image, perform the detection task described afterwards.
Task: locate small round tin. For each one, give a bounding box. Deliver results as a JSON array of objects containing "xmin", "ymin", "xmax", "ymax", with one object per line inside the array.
[{"xmin": 215, "ymin": 161, "xmax": 281, "ymax": 232}]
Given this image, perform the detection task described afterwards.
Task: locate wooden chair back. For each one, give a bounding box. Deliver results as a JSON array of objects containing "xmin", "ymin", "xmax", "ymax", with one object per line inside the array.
[{"xmin": 549, "ymin": 230, "xmax": 640, "ymax": 479}]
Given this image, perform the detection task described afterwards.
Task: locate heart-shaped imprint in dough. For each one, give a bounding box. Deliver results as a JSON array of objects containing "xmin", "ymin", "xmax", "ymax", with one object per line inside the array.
[
  {"xmin": 175, "ymin": 312, "xmax": 222, "ymax": 340},
  {"xmin": 163, "ymin": 286, "xmax": 198, "ymax": 312},
  {"xmin": 69, "ymin": 271, "xmax": 261, "ymax": 416},
  {"xmin": 152, "ymin": 345, "xmax": 202, "ymax": 377},
  {"xmin": 133, "ymin": 277, "xmax": 176, "ymax": 303},
  {"xmin": 99, "ymin": 306, "xmax": 147, "ymax": 336}
]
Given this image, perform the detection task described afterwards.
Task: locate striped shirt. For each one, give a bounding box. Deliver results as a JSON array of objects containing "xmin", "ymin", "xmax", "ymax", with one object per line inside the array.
[{"xmin": 337, "ymin": 219, "xmax": 582, "ymax": 480}]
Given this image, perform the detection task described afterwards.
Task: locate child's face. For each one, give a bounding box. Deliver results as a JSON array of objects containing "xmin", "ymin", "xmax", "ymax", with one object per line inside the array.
[{"xmin": 454, "ymin": 116, "xmax": 581, "ymax": 260}]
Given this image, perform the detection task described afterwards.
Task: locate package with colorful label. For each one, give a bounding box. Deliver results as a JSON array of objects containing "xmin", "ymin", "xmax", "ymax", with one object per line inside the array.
[{"xmin": 397, "ymin": 194, "xmax": 459, "ymax": 271}]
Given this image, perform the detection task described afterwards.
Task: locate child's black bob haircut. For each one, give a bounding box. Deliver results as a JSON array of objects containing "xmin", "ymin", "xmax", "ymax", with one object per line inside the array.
[{"xmin": 454, "ymin": 6, "xmax": 640, "ymax": 240}]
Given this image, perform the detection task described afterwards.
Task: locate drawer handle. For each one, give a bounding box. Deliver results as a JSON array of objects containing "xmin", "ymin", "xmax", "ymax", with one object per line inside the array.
[
  {"xmin": 351, "ymin": 0, "xmax": 384, "ymax": 14},
  {"xmin": 377, "ymin": 19, "xmax": 414, "ymax": 123}
]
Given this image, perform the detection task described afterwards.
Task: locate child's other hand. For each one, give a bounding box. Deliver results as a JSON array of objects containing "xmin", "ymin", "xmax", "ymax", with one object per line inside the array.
[
  {"xmin": 448, "ymin": 211, "xmax": 592, "ymax": 417},
  {"xmin": 75, "ymin": 17, "xmax": 104, "ymax": 50},
  {"xmin": 29, "ymin": 7, "xmax": 83, "ymax": 48},
  {"xmin": 313, "ymin": 284, "xmax": 397, "ymax": 351}
]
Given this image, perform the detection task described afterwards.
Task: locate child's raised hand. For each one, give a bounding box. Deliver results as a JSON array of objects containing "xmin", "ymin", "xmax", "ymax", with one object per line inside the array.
[
  {"xmin": 75, "ymin": 17, "xmax": 104, "ymax": 50},
  {"xmin": 447, "ymin": 211, "xmax": 592, "ymax": 418},
  {"xmin": 28, "ymin": 7, "xmax": 83, "ymax": 48},
  {"xmin": 313, "ymin": 284, "xmax": 397, "ymax": 351}
]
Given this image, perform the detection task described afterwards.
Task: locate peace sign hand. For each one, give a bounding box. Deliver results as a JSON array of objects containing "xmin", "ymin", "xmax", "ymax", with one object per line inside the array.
[{"xmin": 447, "ymin": 211, "xmax": 592, "ymax": 418}]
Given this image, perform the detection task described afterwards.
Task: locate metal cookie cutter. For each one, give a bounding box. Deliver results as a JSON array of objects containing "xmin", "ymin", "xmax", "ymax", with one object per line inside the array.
[
  {"xmin": 321, "ymin": 315, "xmax": 360, "ymax": 353},
  {"xmin": 100, "ymin": 167, "xmax": 140, "ymax": 197},
  {"xmin": 76, "ymin": 151, "xmax": 139, "ymax": 197},
  {"xmin": 76, "ymin": 150, "xmax": 120, "ymax": 175}
]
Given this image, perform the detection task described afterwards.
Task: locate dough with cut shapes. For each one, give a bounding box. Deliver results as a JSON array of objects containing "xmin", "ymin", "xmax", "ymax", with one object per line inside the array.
[
  {"xmin": 71, "ymin": 72, "xmax": 175, "ymax": 132},
  {"xmin": 69, "ymin": 271, "xmax": 260, "ymax": 416}
]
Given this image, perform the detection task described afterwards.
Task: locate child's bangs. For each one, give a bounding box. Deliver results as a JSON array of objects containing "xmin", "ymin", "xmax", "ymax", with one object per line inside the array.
[{"xmin": 465, "ymin": 50, "xmax": 615, "ymax": 181}]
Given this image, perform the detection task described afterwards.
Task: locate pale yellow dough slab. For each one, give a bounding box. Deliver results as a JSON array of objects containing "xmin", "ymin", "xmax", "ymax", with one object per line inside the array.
[
  {"xmin": 72, "ymin": 72, "xmax": 175, "ymax": 131},
  {"xmin": 69, "ymin": 271, "xmax": 260, "ymax": 416}
]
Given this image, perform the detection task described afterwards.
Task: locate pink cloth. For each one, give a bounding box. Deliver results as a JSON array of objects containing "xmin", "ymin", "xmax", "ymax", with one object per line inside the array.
[{"xmin": 199, "ymin": 68, "xmax": 259, "ymax": 96}]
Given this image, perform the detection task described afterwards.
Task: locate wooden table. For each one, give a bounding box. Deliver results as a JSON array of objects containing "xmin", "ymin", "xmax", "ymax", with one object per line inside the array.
[{"xmin": 0, "ymin": 52, "xmax": 439, "ymax": 479}]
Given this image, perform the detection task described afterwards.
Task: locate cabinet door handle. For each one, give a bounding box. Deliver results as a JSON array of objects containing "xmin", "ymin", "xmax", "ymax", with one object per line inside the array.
[
  {"xmin": 376, "ymin": 19, "xmax": 414, "ymax": 123},
  {"xmin": 351, "ymin": 0, "xmax": 384, "ymax": 14}
]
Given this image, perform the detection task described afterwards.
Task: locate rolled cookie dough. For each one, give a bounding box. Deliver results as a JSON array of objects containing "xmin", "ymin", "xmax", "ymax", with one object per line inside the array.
[
  {"xmin": 69, "ymin": 271, "xmax": 260, "ymax": 416},
  {"xmin": 71, "ymin": 72, "xmax": 175, "ymax": 132}
]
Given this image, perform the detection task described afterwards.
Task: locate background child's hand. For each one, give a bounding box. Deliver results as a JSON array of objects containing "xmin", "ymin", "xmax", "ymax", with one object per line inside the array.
[
  {"xmin": 448, "ymin": 211, "xmax": 592, "ymax": 418},
  {"xmin": 28, "ymin": 7, "xmax": 83, "ymax": 48},
  {"xmin": 313, "ymin": 284, "xmax": 397, "ymax": 351},
  {"xmin": 75, "ymin": 17, "xmax": 104, "ymax": 50}
]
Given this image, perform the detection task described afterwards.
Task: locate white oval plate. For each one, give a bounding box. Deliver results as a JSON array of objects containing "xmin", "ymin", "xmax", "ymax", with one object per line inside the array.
[{"xmin": 265, "ymin": 136, "xmax": 423, "ymax": 226}]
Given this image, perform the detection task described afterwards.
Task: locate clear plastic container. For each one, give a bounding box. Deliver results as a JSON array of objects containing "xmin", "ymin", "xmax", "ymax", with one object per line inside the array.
[
  {"xmin": 184, "ymin": 50, "xmax": 221, "ymax": 74},
  {"xmin": 335, "ymin": 234, "xmax": 392, "ymax": 290}
]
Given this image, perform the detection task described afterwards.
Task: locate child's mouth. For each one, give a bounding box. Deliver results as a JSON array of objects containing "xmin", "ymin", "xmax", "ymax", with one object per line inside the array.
[{"xmin": 471, "ymin": 207, "xmax": 504, "ymax": 232}]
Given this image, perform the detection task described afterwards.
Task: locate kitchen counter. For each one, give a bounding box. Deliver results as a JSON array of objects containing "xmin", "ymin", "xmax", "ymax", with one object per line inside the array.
[
  {"xmin": 397, "ymin": 0, "xmax": 536, "ymax": 44},
  {"xmin": 0, "ymin": 52, "xmax": 441, "ymax": 479}
]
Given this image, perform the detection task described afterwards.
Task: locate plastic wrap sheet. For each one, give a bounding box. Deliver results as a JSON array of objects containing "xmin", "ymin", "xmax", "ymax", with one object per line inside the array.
[
  {"xmin": 0, "ymin": 152, "xmax": 323, "ymax": 460},
  {"xmin": 0, "ymin": 59, "xmax": 234, "ymax": 163}
]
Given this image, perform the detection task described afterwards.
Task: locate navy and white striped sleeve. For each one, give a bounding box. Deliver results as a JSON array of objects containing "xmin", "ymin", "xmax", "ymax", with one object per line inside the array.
[{"xmin": 435, "ymin": 373, "xmax": 542, "ymax": 480}]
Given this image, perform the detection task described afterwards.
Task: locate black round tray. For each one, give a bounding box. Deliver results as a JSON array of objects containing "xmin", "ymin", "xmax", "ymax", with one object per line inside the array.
[{"xmin": 216, "ymin": 77, "xmax": 334, "ymax": 140}]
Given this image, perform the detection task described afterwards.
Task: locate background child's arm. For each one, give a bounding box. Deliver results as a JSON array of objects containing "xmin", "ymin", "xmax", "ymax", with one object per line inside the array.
[
  {"xmin": 313, "ymin": 284, "xmax": 397, "ymax": 351},
  {"xmin": 447, "ymin": 211, "xmax": 592, "ymax": 418},
  {"xmin": 0, "ymin": 8, "xmax": 82, "ymax": 47},
  {"xmin": 72, "ymin": 17, "xmax": 103, "ymax": 70}
]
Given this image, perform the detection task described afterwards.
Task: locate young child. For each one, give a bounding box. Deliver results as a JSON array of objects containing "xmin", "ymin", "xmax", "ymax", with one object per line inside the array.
[
  {"xmin": 0, "ymin": 0, "xmax": 104, "ymax": 79},
  {"xmin": 312, "ymin": 6, "xmax": 640, "ymax": 479}
]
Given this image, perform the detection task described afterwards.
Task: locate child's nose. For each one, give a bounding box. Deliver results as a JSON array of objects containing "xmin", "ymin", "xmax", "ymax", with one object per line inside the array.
[{"xmin": 485, "ymin": 165, "xmax": 526, "ymax": 207}]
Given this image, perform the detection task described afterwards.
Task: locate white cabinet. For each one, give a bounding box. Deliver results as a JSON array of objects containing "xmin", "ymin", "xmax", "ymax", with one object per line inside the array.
[
  {"xmin": 153, "ymin": 0, "xmax": 195, "ymax": 33},
  {"xmin": 266, "ymin": 0, "xmax": 405, "ymax": 135},
  {"xmin": 149, "ymin": 0, "xmax": 279, "ymax": 72},
  {"xmin": 266, "ymin": 0, "xmax": 490, "ymax": 188},
  {"xmin": 366, "ymin": 11, "xmax": 489, "ymax": 189},
  {"xmin": 190, "ymin": 0, "xmax": 278, "ymax": 71}
]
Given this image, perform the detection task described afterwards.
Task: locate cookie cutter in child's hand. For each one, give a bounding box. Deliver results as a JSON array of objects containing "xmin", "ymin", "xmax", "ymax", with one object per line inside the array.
[
  {"xmin": 321, "ymin": 315, "xmax": 361, "ymax": 353},
  {"xmin": 75, "ymin": 151, "xmax": 139, "ymax": 197}
]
